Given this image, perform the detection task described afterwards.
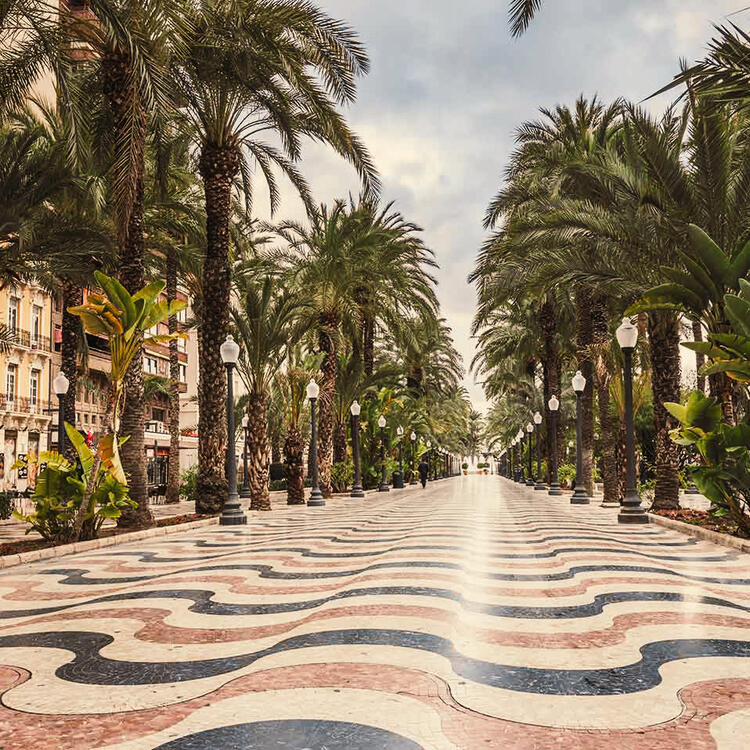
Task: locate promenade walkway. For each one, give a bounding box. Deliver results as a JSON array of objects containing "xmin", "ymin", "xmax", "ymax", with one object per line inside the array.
[{"xmin": 0, "ymin": 475, "xmax": 747, "ymax": 748}]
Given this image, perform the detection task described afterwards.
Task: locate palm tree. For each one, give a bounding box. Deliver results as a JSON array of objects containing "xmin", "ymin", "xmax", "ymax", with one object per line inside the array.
[
  {"xmin": 1, "ymin": 0, "xmax": 191, "ymax": 526},
  {"xmin": 171, "ymin": 0, "xmax": 378, "ymax": 512},
  {"xmin": 232, "ymin": 273, "xmax": 308, "ymax": 510}
]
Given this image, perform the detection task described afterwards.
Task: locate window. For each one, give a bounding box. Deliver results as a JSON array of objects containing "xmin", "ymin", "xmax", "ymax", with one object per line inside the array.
[
  {"xmin": 31, "ymin": 305, "xmax": 42, "ymax": 345},
  {"xmin": 7, "ymin": 297, "xmax": 19, "ymax": 334},
  {"xmin": 179, "ymin": 364, "xmax": 187, "ymax": 383},
  {"xmin": 177, "ymin": 335, "xmax": 186, "ymax": 352},
  {"xmin": 177, "ymin": 305, "xmax": 188, "ymax": 324},
  {"xmin": 152, "ymin": 407, "xmax": 166, "ymax": 423},
  {"xmin": 144, "ymin": 356, "xmax": 158, "ymax": 374},
  {"xmin": 29, "ymin": 370, "xmax": 39, "ymax": 413},
  {"xmin": 83, "ymin": 413, "xmax": 89, "ymax": 424},
  {"xmin": 6, "ymin": 364, "xmax": 17, "ymax": 408}
]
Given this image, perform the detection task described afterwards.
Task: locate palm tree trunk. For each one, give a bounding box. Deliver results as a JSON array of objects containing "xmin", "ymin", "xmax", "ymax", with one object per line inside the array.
[
  {"xmin": 576, "ymin": 289, "xmax": 594, "ymax": 495},
  {"xmin": 247, "ymin": 389, "xmax": 271, "ymax": 511},
  {"xmin": 648, "ymin": 311, "xmax": 681, "ymax": 510},
  {"xmin": 709, "ymin": 372, "xmax": 737, "ymax": 426},
  {"xmin": 165, "ymin": 247, "xmax": 180, "ymax": 504},
  {"xmin": 284, "ymin": 426, "xmax": 305, "ymax": 505},
  {"xmin": 102, "ymin": 50, "xmax": 152, "ymax": 530},
  {"xmin": 538, "ymin": 298, "xmax": 560, "ymax": 482},
  {"xmin": 317, "ymin": 317, "xmax": 337, "ymax": 498},
  {"xmin": 333, "ymin": 418, "xmax": 347, "ymax": 465},
  {"xmin": 363, "ymin": 314, "xmax": 375, "ymax": 377},
  {"xmin": 591, "ymin": 294, "xmax": 617, "ymax": 504},
  {"xmin": 692, "ymin": 320, "xmax": 706, "ymax": 393},
  {"xmin": 60, "ymin": 279, "xmax": 81, "ymax": 461},
  {"xmin": 195, "ymin": 141, "xmax": 240, "ymax": 514}
]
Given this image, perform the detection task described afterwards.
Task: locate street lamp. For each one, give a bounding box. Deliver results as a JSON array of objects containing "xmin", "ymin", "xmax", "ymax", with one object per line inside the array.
[
  {"xmin": 426, "ymin": 440, "xmax": 432, "ymax": 482},
  {"xmin": 53, "ymin": 371, "xmax": 69, "ymax": 457},
  {"xmin": 616, "ymin": 318, "xmax": 648, "ymax": 524},
  {"xmin": 350, "ymin": 401, "xmax": 364, "ymax": 498},
  {"xmin": 548, "ymin": 395, "xmax": 562, "ymax": 496},
  {"xmin": 409, "ymin": 431, "xmax": 418, "ymax": 485},
  {"xmin": 515, "ymin": 430, "xmax": 523, "ymax": 482},
  {"xmin": 240, "ymin": 414, "xmax": 250, "ymax": 498},
  {"xmin": 525, "ymin": 423, "xmax": 534, "ymax": 486},
  {"xmin": 307, "ymin": 379, "xmax": 325, "ymax": 506},
  {"xmin": 378, "ymin": 415, "xmax": 390, "ymax": 492},
  {"xmin": 219, "ymin": 335, "xmax": 247, "ymax": 525},
  {"xmin": 571, "ymin": 370, "xmax": 592, "ymax": 505},
  {"xmin": 533, "ymin": 411, "xmax": 545, "ymax": 490},
  {"xmin": 395, "ymin": 426, "xmax": 405, "ymax": 489}
]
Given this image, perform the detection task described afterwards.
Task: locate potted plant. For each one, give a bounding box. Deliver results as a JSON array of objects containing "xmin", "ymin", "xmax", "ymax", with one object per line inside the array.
[{"xmin": 462, "ymin": 462, "xmax": 468, "ymax": 475}]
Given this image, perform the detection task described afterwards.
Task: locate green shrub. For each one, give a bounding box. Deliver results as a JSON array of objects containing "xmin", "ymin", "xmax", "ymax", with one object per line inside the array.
[
  {"xmin": 0, "ymin": 492, "xmax": 11, "ymax": 520},
  {"xmin": 331, "ymin": 461, "xmax": 354, "ymax": 493},
  {"xmin": 180, "ymin": 465, "xmax": 198, "ymax": 501},
  {"xmin": 462, "ymin": 462, "xmax": 468, "ymax": 470},
  {"xmin": 12, "ymin": 426, "xmax": 135, "ymax": 543},
  {"xmin": 558, "ymin": 463, "xmax": 576, "ymax": 487},
  {"xmin": 270, "ymin": 479, "xmax": 287, "ymax": 491}
]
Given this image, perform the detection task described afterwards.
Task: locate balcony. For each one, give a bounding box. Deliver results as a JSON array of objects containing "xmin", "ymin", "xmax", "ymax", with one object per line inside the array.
[
  {"xmin": 0, "ymin": 395, "xmax": 51, "ymax": 416},
  {"xmin": 5, "ymin": 329, "xmax": 52, "ymax": 353}
]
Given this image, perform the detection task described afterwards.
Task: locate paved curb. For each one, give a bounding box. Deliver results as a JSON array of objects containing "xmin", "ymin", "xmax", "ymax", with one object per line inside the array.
[
  {"xmin": 648, "ymin": 512, "xmax": 750, "ymax": 553},
  {"xmin": 0, "ymin": 516, "xmax": 220, "ymax": 571}
]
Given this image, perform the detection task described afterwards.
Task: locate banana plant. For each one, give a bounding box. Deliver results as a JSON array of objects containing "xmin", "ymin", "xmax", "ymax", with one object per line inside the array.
[
  {"xmin": 629, "ymin": 225, "xmax": 750, "ymax": 334},
  {"xmin": 64, "ymin": 271, "xmax": 186, "ymax": 537}
]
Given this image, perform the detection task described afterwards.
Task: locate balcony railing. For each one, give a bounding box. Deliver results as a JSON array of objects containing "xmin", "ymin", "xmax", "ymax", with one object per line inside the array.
[
  {"xmin": 5, "ymin": 329, "xmax": 52, "ymax": 352},
  {"xmin": 0, "ymin": 395, "xmax": 51, "ymax": 415}
]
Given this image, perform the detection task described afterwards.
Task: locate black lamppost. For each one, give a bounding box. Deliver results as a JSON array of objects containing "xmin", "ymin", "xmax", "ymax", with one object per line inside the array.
[
  {"xmin": 53, "ymin": 372, "xmax": 69, "ymax": 457},
  {"xmin": 240, "ymin": 414, "xmax": 250, "ymax": 499},
  {"xmin": 378, "ymin": 415, "xmax": 390, "ymax": 492},
  {"xmin": 350, "ymin": 400, "xmax": 364, "ymax": 498},
  {"xmin": 571, "ymin": 370, "xmax": 592, "ymax": 505},
  {"xmin": 394, "ymin": 426, "xmax": 405, "ymax": 488},
  {"xmin": 426, "ymin": 440, "xmax": 432, "ymax": 481},
  {"xmin": 533, "ymin": 411, "xmax": 546, "ymax": 490},
  {"xmin": 409, "ymin": 431, "xmax": 418, "ymax": 485},
  {"xmin": 548, "ymin": 395, "xmax": 562, "ymax": 496},
  {"xmin": 307, "ymin": 379, "xmax": 325, "ymax": 506},
  {"xmin": 514, "ymin": 430, "xmax": 523, "ymax": 482},
  {"xmin": 525, "ymin": 422, "xmax": 534, "ymax": 486},
  {"xmin": 220, "ymin": 335, "xmax": 247, "ymax": 525},
  {"xmin": 616, "ymin": 318, "xmax": 648, "ymax": 524}
]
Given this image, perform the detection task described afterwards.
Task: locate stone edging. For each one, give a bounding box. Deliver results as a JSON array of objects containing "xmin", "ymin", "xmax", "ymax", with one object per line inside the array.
[
  {"xmin": 0, "ymin": 517, "xmax": 220, "ymax": 571},
  {"xmin": 648, "ymin": 512, "xmax": 750, "ymax": 553}
]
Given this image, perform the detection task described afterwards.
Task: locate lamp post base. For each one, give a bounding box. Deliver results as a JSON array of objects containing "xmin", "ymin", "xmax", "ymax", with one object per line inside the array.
[
  {"xmin": 378, "ymin": 483, "xmax": 390, "ymax": 493},
  {"xmin": 534, "ymin": 481, "xmax": 547, "ymax": 491},
  {"xmin": 220, "ymin": 494, "xmax": 248, "ymax": 525},
  {"xmin": 618, "ymin": 490, "xmax": 648, "ymax": 523},
  {"xmin": 307, "ymin": 488, "xmax": 325, "ymax": 507},
  {"xmin": 393, "ymin": 472, "xmax": 404, "ymax": 489},
  {"xmin": 548, "ymin": 482, "xmax": 563, "ymax": 496},
  {"xmin": 350, "ymin": 484, "xmax": 365, "ymax": 498},
  {"xmin": 684, "ymin": 484, "xmax": 700, "ymax": 495},
  {"xmin": 570, "ymin": 487, "xmax": 591, "ymax": 504},
  {"xmin": 239, "ymin": 487, "xmax": 251, "ymax": 499},
  {"xmin": 600, "ymin": 499, "xmax": 620, "ymax": 508},
  {"xmin": 525, "ymin": 478, "xmax": 535, "ymax": 487},
  {"xmin": 409, "ymin": 477, "xmax": 419, "ymax": 485}
]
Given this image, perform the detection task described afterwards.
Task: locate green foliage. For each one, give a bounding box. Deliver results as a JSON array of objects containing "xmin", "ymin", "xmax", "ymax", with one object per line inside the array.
[
  {"xmin": 665, "ymin": 391, "xmax": 750, "ymax": 536},
  {"xmin": 462, "ymin": 462, "xmax": 469, "ymax": 470},
  {"xmin": 12, "ymin": 431, "xmax": 135, "ymax": 543},
  {"xmin": 179, "ymin": 465, "xmax": 199, "ymax": 502},
  {"xmin": 0, "ymin": 492, "xmax": 11, "ymax": 520},
  {"xmin": 331, "ymin": 461, "xmax": 354, "ymax": 493},
  {"xmin": 558, "ymin": 463, "xmax": 576, "ymax": 487}
]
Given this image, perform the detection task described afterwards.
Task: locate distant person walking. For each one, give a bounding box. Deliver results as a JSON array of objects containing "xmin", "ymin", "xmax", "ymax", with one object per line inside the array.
[{"xmin": 418, "ymin": 457, "xmax": 429, "ymax": 488}]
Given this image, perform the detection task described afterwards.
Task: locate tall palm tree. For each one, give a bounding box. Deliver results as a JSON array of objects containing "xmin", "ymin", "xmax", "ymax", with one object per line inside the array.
[
  {"xmin": 171, "ymin": 0, "xmax": 378, "ymax": 512},
  {"xmin": 1, "ymin": 0, "xmax": 191, "ymax": 526},
  {"xmin": 232, "ymin": 273, "xmax": 308, "ymax": 510},
  {"xmin": 508, "ymin": 0, "xmax": 543, "ymax": 37}
]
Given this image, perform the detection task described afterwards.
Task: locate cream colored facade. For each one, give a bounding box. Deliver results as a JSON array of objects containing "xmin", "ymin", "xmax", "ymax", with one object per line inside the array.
[{"xmin": 0, "ymin": 282, "xmax": 54, "ymax": 492}]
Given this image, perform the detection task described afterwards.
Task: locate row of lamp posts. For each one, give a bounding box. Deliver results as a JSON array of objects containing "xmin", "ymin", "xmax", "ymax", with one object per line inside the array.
[
  {"xmin": 500, "ymin": 317, "xmax": 647, "ymax": 525},
  {"xmin": 219, "ymin": 334, "xmax": 459, "ymax": 525}
]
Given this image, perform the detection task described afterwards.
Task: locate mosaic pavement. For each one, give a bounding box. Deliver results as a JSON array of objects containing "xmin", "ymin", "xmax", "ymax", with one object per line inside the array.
[{"xmin": 0, "ymin": 476, "xmax": 748, "ymax": 749}]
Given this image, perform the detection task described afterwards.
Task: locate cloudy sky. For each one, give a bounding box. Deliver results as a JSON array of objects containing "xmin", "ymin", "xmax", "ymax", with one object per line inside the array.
[{"xmin": 258, "ymin": 0, "xmax": 745, "ymax": 411}]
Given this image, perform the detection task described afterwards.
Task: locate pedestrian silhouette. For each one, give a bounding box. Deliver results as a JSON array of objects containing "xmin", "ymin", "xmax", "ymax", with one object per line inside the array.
[{"xmin": 418, "ymin": 458, "xmax": 429, "ymax": 488}]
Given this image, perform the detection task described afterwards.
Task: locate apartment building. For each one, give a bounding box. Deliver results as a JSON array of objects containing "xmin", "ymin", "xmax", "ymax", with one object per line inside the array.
[{"xmin": 0, "ymin": 282, "xmax": 55, "ymax": 491}]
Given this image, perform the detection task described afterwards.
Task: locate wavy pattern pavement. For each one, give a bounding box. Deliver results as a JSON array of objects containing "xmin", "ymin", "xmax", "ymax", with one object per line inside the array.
[{"xmin": 0, "ymin": 475, "xmax": 748, "ymax": 748}]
